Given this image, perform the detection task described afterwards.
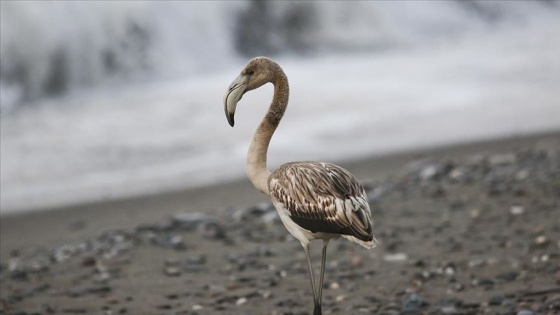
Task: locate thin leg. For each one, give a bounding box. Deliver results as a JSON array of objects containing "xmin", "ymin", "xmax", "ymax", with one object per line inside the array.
[
  {"xmin": 317, "ymin": 239, "xmax": 329, "ymax": 305},
  {"xmin": 303, "ymin": 244, "xmax": 318, "ymax": 303}
]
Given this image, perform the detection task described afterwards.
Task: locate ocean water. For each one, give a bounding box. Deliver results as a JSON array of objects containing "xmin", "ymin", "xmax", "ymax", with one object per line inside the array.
[{"xmin": 1, "ymin": 1, "xmax": 560, "ymax": 214}]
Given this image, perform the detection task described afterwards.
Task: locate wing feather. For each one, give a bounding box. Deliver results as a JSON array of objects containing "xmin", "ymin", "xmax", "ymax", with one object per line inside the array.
[{"xmin": 269, "ymin": 162, "xmax": 374, "ymax": 242}]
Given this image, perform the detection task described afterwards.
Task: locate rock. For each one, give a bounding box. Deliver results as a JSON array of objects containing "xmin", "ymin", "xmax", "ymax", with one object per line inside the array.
[
  {"xmin": 452, "ymin": 283, "xmax": 465, "ymax": 292},
  {"xmin": 164, "ymin": 267, "xmax": 181, "ymax": 277},
  {"xmin": 534, "ymin": 235, "xmax": 549, "ymax": 247},
  {"xmin": 510, "ymin": 205, "xmax": 525, "ymax": 215},
  {"xmin": 416, "ymin": 161, "xmax": 454, "ymax": 181},
  {"xmin": 495, "ymin": 271, "xmax": 520, "ymax": 282},
  {"xmin": 165, "ymin": 293, "xmax": 179, "ymax": 300},
  {"xmin": 156, "ymin": 304, "xmax": 172, "ymax": 310},
  {"xmin": 420, "ymin": 165, "xmax": 439, "ymax": 180},
  {"xmin": 401, "ymin": 293, "xmax": 427, "ymax": 314},
  {"xmin": 442, "ymin": 262, "xmax": 456, "ymax": 276},
  {"xmin": 439, "ymin": 305, "xmax": 459, "ymax": 314},
  {"xmin": 233, "ymin": 202, "xmax": 274, "ymax": 221},
  {"xmin": 384, "ymin": 253, "xmax": 408, "ymax": 262},
  {"xmin": 164, "ymin": 258, "xmax": 180, "ymax": 267},
  {"xmin": 172, "ymin": 212, "xmax": 216, "ymax": 230},
  {"xmin": 469, "ymin": 208, "xmax": 481, "ymax": 219},
  {"xmin": 488, "ymin": 153, "xmax": 516, "ymax": 165},
  {"xmin": 468, "ymin": 259, "xmax": 485, "ymax": 268},
  {"xmin": 424, "ymin": 184, "xmax": 446, "ymax": 198},
  {"xmin": 186, "ymin": 255, "xmax": 206, "ymax": 265},
  {"xmin": 472, "ymin": 277, "xmax": 494, "ymax": 287},
  {"xmin": 488, "ymin": 295, "xmax": 504, "ymax": 306},
  {"xmin": 547, "ymin": 298, "xmax": 560, "ymax": 310},
  {"xmin": 351, "ymin": 256, "xmax": 362, "ymax": 267},
  {"xmin": 261, "ymin": 290, "xmax": 272, "ymax": 299},
  {"xmin": 88, "ymin": 285, "xmax": 112, "ymax": 295},
  {"xmin": 335, "ymin": 294, "xmax": 346, "ymax": 302},
  {"xmin": 52, "ymin": 245, "xmax": 76, "ymax": 263},
  {"xmin": 517, "ymin": 310, "xmax": 536, "ymax": 315},
  {"xmin": 157, "ymin": 234, "xmax": 187, "ymax": 251}
]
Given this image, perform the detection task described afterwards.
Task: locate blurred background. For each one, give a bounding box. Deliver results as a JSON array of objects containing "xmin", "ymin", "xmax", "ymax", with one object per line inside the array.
[{"xmin": 1, "ymin": 0, "xmax": 559, "ymax": 214}]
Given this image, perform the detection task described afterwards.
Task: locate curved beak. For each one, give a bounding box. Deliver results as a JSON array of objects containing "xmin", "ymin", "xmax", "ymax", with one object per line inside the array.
[{"xmin": 224, "ymin": 74, "xmax": 249, "ymax": 127}]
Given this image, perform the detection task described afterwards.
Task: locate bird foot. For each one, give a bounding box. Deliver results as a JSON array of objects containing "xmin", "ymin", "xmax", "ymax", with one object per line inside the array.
[{"xmin": 313, "ymin": 303, "xmax": 322, "ymax": 315}]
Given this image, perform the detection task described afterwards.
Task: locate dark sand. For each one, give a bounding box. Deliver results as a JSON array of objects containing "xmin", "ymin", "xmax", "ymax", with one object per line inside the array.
[{"xmin": 1, "ymin": 131, "xmax": 559, "ymax": 315}]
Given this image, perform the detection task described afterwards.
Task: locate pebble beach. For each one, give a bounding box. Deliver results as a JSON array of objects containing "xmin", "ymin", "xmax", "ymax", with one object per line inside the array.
[{"xmin": 1, "ymin": 131, "xmax": 559, "ymax": 315}]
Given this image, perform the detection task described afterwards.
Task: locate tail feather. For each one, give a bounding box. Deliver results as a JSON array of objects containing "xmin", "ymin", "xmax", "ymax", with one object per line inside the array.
[{"xmin": 342, "ymin": 234, "xmax": 379, "ymax": 249}]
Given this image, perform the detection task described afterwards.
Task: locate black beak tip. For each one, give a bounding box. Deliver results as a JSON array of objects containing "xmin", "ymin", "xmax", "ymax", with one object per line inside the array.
[{"xmin": 227, "ymin": 114, "xmax": 235, "ymax": 127}]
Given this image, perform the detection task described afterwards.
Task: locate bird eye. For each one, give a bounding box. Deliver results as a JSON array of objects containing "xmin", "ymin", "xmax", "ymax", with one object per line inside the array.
[{"xmin": 248, "ymin": 70, "xmax": 254, "ymax": 75}]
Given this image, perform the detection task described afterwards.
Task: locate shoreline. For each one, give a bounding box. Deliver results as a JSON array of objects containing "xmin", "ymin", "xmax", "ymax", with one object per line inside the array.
[{"xmin": 1, "ymin": 130, "xmax": 559, "ymax": 254}]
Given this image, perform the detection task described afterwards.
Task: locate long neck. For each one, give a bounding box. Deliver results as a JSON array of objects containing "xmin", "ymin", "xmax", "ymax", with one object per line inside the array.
[{"xmin": 247, "ymin": 68, "xmax": 289, "ymax": 195}]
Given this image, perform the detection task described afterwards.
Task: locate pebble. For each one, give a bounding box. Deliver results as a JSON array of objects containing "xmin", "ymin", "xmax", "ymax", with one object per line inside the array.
[
  {"xmin": 3, "ymin": 147, "xmax": 559, "ymax": 314},
  {"xmin": 472, "ymin": 277, "xmax": 495, "ymax": 287},
  {"xmin": 420, "ymin": 165, "xmax": 439, "ymax": 180},
  {"xmin": 235, "ymin": 297, "xmax": 247, "ymax": 306},
  {"xmin": 186, "ymin": 255, "xmax": 207, "ymax": 265},
  {"xmin": 164, "ymin": 267, "xmax": 181, "ymax": 277},
  {"xmin": 468, "ymin": 259, "xmax": 485, "ymax": 268},
  {"xmin": 330, "ymin": 282, "xmax": 340, "ymax": 290},
  {"xmin": 164, "ymin": 258, "xmax": 180, "ymax": 267},
  {"xmin": 488, "ymin": 153, "xmax": 516, "ymax": 165},
  {"xmin": 469, "ymin": 208, "xmax": 481, "ymax": 219},
  {"xmin": 488, "ymin": 295, "xmax": 504, "ymax": 306},
  {"xmin": 443, "ymin": 262, "xmax": 456, "ymax": 276},
  {"xmin": 534, "ymin": 235, "xmax": 549, "ymax": 247},
  {"xmin": 172, "ymin": 212, "xmax": 214, "ymax": 230},
  {"xmin": 510, "ymin": 205, "xmax": 525, "ymax": 215},
  {"xmin": 495, "ymin": 270, "xmax": 520, "ymax": 282},
  {"xmin": 351, "ymin": 256, "xmax": 363, "ymax": 267},
  {"xmin": 384, "ymin": 253, "xmax": 408, "ymax": 262},
  {"xmin": 402, "ymin": 293, "xmax": 427, "ymax": 313},
  {"xmin": 232, "ymin": 202, "xmax": 274, "ymax": 221},
  {"xmin": 261, "ymin": 290, "xmax": 272, "ymax": 299}
]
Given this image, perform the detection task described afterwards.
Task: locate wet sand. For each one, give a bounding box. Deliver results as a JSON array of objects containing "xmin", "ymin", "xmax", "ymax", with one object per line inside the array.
[{"xmin": 1, "ymin": 131, "xmax": 559, "ymax": 315}]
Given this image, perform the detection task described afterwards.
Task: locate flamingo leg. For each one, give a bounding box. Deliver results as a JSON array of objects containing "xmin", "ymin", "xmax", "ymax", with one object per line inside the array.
[
  {"xmin": 303, "ymin": 244, "xmax": 321, "ymax": 315},
  {"xmin": 317, "ymin": 239, "xmax": 329, "ymax": 306}
]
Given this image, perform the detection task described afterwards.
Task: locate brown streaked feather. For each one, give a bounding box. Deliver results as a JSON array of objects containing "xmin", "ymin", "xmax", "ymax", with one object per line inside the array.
[{"xmin": 268, "ymin": 162, "xmax": 374, "ymax": 242}]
